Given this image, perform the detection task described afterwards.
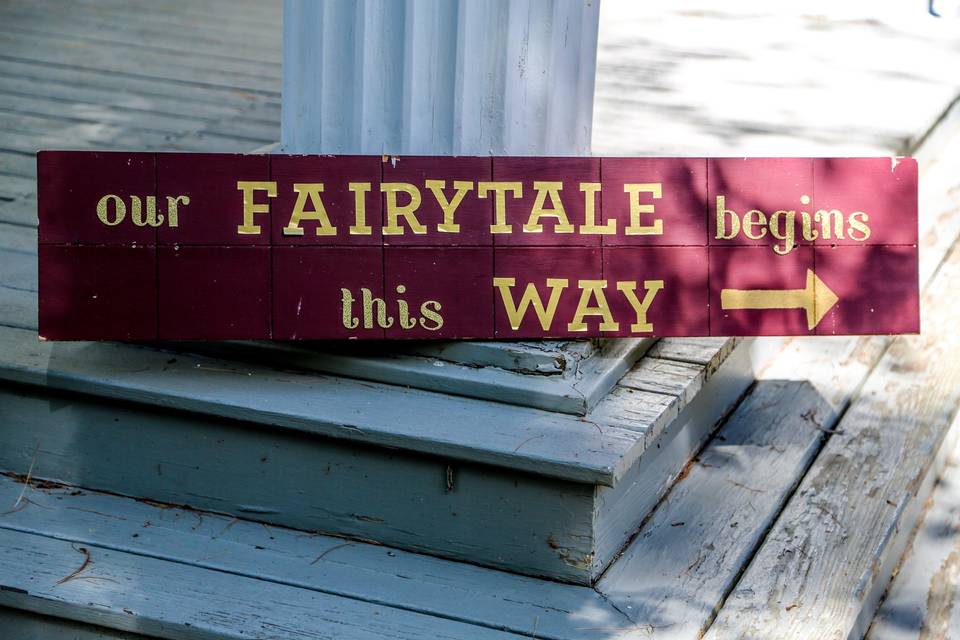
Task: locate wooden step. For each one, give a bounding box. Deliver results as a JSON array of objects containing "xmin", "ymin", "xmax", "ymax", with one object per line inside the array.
[
  {"xmin": 0, "ymin": 321, "xmax": 766, "ymax": 584},
  {"xmin": 704, "ymin": 214, "xmax": 960, "ymax": 640},
  {"xmin": 0, "ymin": 474, "xmax": 623, "ymax": 640},
  {"xmin": 867, "ymin": 426, "xmax": 960, "ymax": 640},
  {"xmin": 3, "ymin": 199, "xmax": 653, "ymax": 414},
  {"xmin": 0, "ymin": 198, "xmax": 771, "ymax": 584}
]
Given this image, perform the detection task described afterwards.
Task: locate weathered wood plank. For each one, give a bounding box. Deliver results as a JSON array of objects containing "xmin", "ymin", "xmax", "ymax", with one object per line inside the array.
[
  {"xmin": 0, "ymin": 528, "xmax": 526, "ymax": 640},
  {"xmin": 0, "ymin": 30, "xmax": 280, "ymax": 95},
  {"xmin": 0, "ymin": 243, "xmax": 649, "ymax": 415},
  {"xmin": 704, "ymin": 242, "xmax": 960, "ymax": 640},
  {"xmin": 0, "ymin": 323, "xmax": 636, "ymax": 486},
  {"xmin": 866, "ymin": 428, "xmax": 960, "ymax": 639},
  {"xmin": 0, "ymin": 381, "xmax": 599, "ymax": 584},
  {"xmin": 618, "ymin": 357, "xmax": 707, "ymax": 405},
  {"xmin": 0, "ymin": 61, "xmax": 274, "ymax": 117},
  {"xmin": 646, "ymin": 338, "xmax": 737, "ymax": 369},
  {"xmin": 170, "ymin": 338, "xmax": 650, "ymax": 416},
  {"xmin": 592, "ymin": 339, "xmax": 762, "ymax": 579},
  {"xmin": 0, "ymin": 150, "xmax": 37, "ymax": 178},
  {"xmin": 0, "ymin": 194, "xmax": 36, "ymax": 228},
  {"xmin": 0, "ymin": 246, "xmax": 36, "ymax": 291},
  {"xmin": 0, "ymin": 475, "xmax": 630, "ymax": 640},
  {"xmin": 598, "ymin": 378, "xmax": 834, "ymax": 639},
  {"xmin": 0, "ymin": 607, "xmax": 153, "ymax": 640},
  {"xmin": 0, "ymin": 1, "xmax": 281, "ymax": 62},
  {"xmin": 0, "ymin": 220, "xmax": 34, "ymax": 253},
  {"xmin": 0, "ymin": 24, "xmax": 281, "ymax": 77}
]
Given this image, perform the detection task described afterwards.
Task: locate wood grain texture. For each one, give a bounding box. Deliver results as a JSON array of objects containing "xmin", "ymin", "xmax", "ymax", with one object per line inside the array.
[
  {"xmin": 0, "ymin": 528, "xmax": 527, "ymax": 640},
  {"xmin": 0, "ymin": 382, "xmax": 598, "ymax": 584},
  {"xmin": 0, "ymin": 475, "xmax": 629, "ymax": 640},
  {"xmin": 597, "ymin": 379, "xmax": 834, "ymax": 639},
  {"xmin": 0, "ymin": 607, "xmax": 152, "ymax": 640},
  {"xmin": 866, "ymin": 431, "xmax": 960, "ymax": 639},
  {"xmin": 0, "ymin": 323, "xmax": 638, "ymax": 486},
  {"xmin": 704, "ymin": 243, "xmax": 960, "ymax": 640},
  {"xmin": 0, "ymin": 237, "xmax": 654, "ymax": 414}
]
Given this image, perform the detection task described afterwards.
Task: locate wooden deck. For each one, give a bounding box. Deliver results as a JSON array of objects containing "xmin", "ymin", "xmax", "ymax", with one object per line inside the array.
[{"xmin": 1, "ymin": 1, "xmax": 960, "ymax": 638}]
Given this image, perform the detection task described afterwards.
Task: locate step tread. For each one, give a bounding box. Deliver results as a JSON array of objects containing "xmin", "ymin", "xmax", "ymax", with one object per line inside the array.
[
  {"xmin": 0, "ymin": 528, "xmax": 523, "ymax": 640},
  {"xmin": 0, "ymin": 475, "xmax": 627, "ymax": 640},
  {"xmin": 0, "ymin": 239, "xmax": 732, "ymax": 486},
  {"xmin": 704, "ymin": 232, "xmax": 960, "ymax": 640}
]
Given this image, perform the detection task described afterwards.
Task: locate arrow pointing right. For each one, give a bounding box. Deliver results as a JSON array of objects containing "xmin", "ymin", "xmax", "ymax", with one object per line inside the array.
[{"xmin": 720, "ymin": 269, "xmax": 839, "ymax": 331}]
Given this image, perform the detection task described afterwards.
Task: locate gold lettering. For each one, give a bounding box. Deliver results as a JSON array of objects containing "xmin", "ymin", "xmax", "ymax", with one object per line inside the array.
[
  {"xmin": 478, "ymin": 182, "xmax": 521, "ymax": 234},
  {"xmin": 624, "ymin": 183, "xmax": 663, "ymax": 235},
  {"xmin": 349, "ymin": 182, "xmax": 373, "ymax": 235},
  {"xmin": 285, "ymin": 183, "xmax": 336, "ymax": 236},
  {"xmin": 237, "ymin": 181, "xmax": 276, "ymax": 235},
  {"xmin": 426, "ymin": 180, "xmax": 474, "ymax": 233},
  {"xmin": 848, "ymin": 211, "xmax": 871, "ymax": 242},
  {"xmin": 769, "ymin": 210, "xmax": 797, "ymax": 255},
  {"xmin": 524, "ymin": 181, "xmax": 574, "ymax": 233},
  {"xmin": 165, "ymin": 195, "xmax": 189, "ymax": 228},
  {"xmin": 361, "ymin": 288, "xmax": 394, "ymax": 329},
  {"xmin": 800, "ymin": 211, "xmax": 819, "ymax": 241},
  {"xmin": 567, "ymin": 280, "xmax": 618, "ymax": 332},
  {"xmin": 742, "ymin": 209, "xmax": 767, "ymax": 240},
  {"xmin": 130, "ymin": 196, "xmax": 164, "ymax": 227},
  {"xmin": 395, "ymin": 284, "xmax": 417, "ymax": 329},
  {"xmin": 341, "ymin": 288, "xmax": 359, "ymax": 329},
  {"xmin": 617, "ymin": 280, "xmax": 664, "ymax": 333},
  {"xmin": 96, "ymin": 194, "xmax": 126, "ymax": 226},
  {"xmin": 715, "ymin": 195, "xmax": 739, "ymax": 240},
  {"xmin": 815, "ymin": 209, "xmax": 845, "ymax": 240},
  {"xmin": 382, "ymin": 183, "xmax": 426, "ymax": 235},
  {"xmin": 419, "ymin": 300, "xmax": 444, "ymax": 331},
  {"xmin": 493, "ymin": 277, "xmax": 568, "ymax": 331},
  {"xmin": 579, "ymin": 182, "xmax": 615, "ymax": 234}
]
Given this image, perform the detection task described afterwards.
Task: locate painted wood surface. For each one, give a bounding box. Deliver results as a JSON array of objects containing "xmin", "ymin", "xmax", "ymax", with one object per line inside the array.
[
  {"xmin": 596, "ymin": 336, "xmax": 876, "ymax": 638},
  {"xmin": 866, "ymin": 431, "xmax": 960, "ymax": 639},
  {"xmin": 0, "ymin": 528, "xmax": 527, "ymax": 640},
  {"xmin": 704, "ymin": 242, "xmax": 960, "ymax": 640},
  {"xmin": 0, "ymin": 381, "xmax": 597, "ymax": 584},
  {"xmin": 1, "ymin": 220, "xmax": 653, "ymax": 414},
  {"xmin": 0, "ymin": 336, "xmax": 751, "ymax": 584},
  {"xmin": 0, "ymin": 0, "xmax": 600, "ymax": 388},
  {"xmin": 0, "ymin": 607, "xmax": 152, "ymax": 640},
  {"xmin": 281, "ymin": 0, "xmax": 599, "ymax": 156},
  {"xmin": 36, "ymin": 152, "xmax": 919, "ymax": 340},
  {"xmin": 0, "ymin": 321, "xmax": 635, "ymax": 486},
  {"xmin": 0, "ymin": 475, "xmax": 628, "ymax": 640}
]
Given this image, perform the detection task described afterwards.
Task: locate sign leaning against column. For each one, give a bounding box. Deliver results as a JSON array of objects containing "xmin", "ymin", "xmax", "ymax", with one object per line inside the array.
[{"xmin": 36, "ymin": 152, "xmax": 918, "ymax": 341}]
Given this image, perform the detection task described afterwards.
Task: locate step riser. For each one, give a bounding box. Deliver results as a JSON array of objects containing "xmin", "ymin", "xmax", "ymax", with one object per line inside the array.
[
  {"xmin": 0, "ymin": 338, "xmax": 761, "ymax": 584},
  {"xmin": 592, "ymin": 339, "xmax": 760, "ymax": 576},
  {"xmin": 0, "ymin": 383, "xmax": 596, "ymax": 583}
]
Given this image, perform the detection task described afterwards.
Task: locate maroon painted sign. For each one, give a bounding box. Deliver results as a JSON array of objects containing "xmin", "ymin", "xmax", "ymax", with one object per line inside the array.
[{"xmin": 36, "ymin": 152, "xmax": 919, "ymax": 341}]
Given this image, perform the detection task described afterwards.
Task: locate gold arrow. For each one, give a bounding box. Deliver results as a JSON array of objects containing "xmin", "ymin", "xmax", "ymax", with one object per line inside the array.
[{"xmin": 720, "ymin": 269, "xmax": 839, "ymax": 330}]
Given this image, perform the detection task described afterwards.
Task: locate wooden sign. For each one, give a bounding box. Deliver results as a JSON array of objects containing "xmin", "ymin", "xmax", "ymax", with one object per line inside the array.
[{"xmin": 36, "ymin": 152, "xmax": 919, "ymax": 341}]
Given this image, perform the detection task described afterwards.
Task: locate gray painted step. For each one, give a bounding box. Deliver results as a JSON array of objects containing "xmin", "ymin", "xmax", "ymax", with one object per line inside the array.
[
  {"xmin": 704, "ymin": 231, "xmax": 960, "ymax": 640},
  {"xmin": 0, "ymin": 475, "xmax": 627, "ymax": 640},
  {"xmin": 866, "ymin": 430, "xmax": 960, "ymax": 639},
  {"xmin": 0, "ymin": 331, "xmax": 762, "ymax": 584},
  {"xmin": 0, "ymin": 528, "xmax": 526, "ymax": 640}
]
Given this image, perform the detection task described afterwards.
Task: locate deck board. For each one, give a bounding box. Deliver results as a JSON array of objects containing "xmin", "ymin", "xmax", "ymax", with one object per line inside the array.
[
  {"xmin": 704, "ymin": 228, "xmax": 960, "ymax": 640},
  {"xmin": 0, "ymin": 528, "xmax": 527, "ymax": 640},
  {"xmin": 0, "ymin": 475, "xmax": 628, "ymax": 640},
  {"xmin": 866, "ymin": 431, "xmax": 960, "ymax": 639}
]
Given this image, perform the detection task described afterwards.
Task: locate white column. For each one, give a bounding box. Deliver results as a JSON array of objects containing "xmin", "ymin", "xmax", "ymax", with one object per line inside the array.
[{"xmin": 281, "ymin": 0, "xmax": 601, "ymax": 156}]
